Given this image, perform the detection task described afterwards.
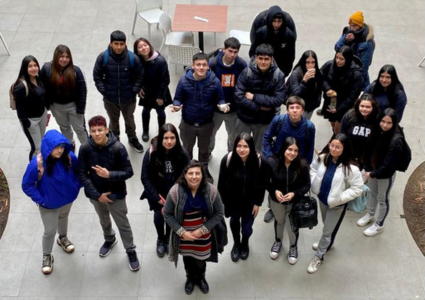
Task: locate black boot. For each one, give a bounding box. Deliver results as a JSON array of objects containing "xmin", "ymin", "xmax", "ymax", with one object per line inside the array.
[
  {"xmin": 240, "ymin": 238, "xmax": 250, "ymax": 260},
  {"xmin": 184, "ymin": 271, "xmax": 195, "ymax": 295},
  {"xmin": 156, "ymin": 239, "xmax": 166, "ymax": 258},
  {"xmin": 230, "ymin": 243, "xmax": 240, "ymax": 262},
  {"xmin": 197, "ymin": 274, "xmax": 209, "ymax": 294}
]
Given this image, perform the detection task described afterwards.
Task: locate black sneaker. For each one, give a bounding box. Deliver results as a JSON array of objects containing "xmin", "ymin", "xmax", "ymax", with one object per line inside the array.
[
  {"xmin": 288, "ymin": 245, "xmax": 298, "ymax": 265},
  {"xmin": 142, "ymin": 132, "xmax": 149, "ymax": 142},
  {"xmin": 127, "ymin": 251, "xmax": 140, "ymax": 271},
  {"xmin": 230, "ymin": 244, "xmax": 240, "ymax": 262},
  {"xmin": 129, "ymin": 138, "xmax": 144, "ymax": 153},
  {"xmin": 156, "ymin": 240, "xmax": 166, "ymax": 258},
  {"xmin": 99, "ymin": 237, "xmax": 118, "ymax": 257},
  {"xmin": 42, "ymin": 254, "xmax": 54, "ymax": 275}
]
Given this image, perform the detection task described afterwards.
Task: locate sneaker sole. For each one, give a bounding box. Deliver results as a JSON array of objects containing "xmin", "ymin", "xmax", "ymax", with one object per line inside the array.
[
  {"xmin": 270, "ymin": 253, "xmax": 280, "ymax": 260},
  {"xmin": 99, "ymin": 239, "xmax": 118, "ymax": 257},
  {"xmin": 57, "ymin": 239, "xmax": 75, "ymax": 253},
  {"xmin": 129, "ymin": 264, "xmax": 140, "ymax": 271},
  {"xmin": 288, "ymin": 257, "xmax": 298, "ymax": 265},
  {"xmin": 42, "ymin": 255, "xmax": 54, "ymax": 275},
  {"xmin": 357, "ymin": 218, "xmax": 375, "ymax": 227},
  {"xmin": 363, "ymin": 228, "xmax": 384, "ymax": 237},
  {"xmin": 129, "ymin": 143, "xmax": 144, "ymax": 153}
]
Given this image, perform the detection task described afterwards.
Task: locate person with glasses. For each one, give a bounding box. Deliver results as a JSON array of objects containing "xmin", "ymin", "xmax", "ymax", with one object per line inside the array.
[{"xmin": 307, "ymin": 133, "xmax": 363, "ymax": 274}]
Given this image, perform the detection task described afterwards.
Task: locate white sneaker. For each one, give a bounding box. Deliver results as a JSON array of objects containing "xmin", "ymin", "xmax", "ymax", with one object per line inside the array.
[
  {"xmin": 357, "ymin": 213, "xmax": 374, "ymax": 227},
  {"xmin": 307, "ymin": 256, "xmax": 322, "ymax": 274},
  {"xmin": 270, "ymin": 241, "xmax": 282, "ymax": 260},
  {"xmin": 312, "ymin": 242, "xmax": 334, "ymax": 251},
  {"xmin": 363, "ymin": 223, "xmax": 384, "ymax": 237},
  {"xmin": 287, "ymin": 246, "xmax": 298, "ymax": 265}
]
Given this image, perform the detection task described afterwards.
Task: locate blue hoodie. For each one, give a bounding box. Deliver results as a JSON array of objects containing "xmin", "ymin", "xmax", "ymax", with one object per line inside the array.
[{"xmin": 22, "ymin": 130, "xmax": 81, "ymax": 209}]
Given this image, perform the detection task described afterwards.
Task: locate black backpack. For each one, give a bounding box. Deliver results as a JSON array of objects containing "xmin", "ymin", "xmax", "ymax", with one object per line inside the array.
[
  {"xmin": 290, "ymin": 194, "xmax": 318, "ymax": 230},
  {"xmin": 395, "ymin": 128, "xmax": 411, "ymax": 172}
]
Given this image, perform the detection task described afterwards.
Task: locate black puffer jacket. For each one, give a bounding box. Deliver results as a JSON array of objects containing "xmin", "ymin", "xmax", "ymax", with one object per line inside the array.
[
  {"xmin": 14, "ymin": 78, "xmax": 46, "ymax": 127},
  {"xmin": 234, "ymin": 58, "xmax": 285, "ymax": 124},
  {"xmin": 93, "ymin": 46, "xmax": 144, "ymax": 104},
  {"xmin": 249, "ymin": 5, "xmax": 297, "ymax": 77},
  {"xmin": 320, "ymin": 59, "xmax": 364, "ymax": 121},
  {"xmin": 138, "ymin": 51, "xmax": 171, "ymax": 108},
  {"xmin": 40, "ymin": 62, "xmax": 87, "ymax": 114},
  {"xmin": 287, "ymin": 66, "xmax": 322, "ymax": 112},
  {"xmin": 77, "ymin": 132, "xmax": 133, "ymax": 200}
]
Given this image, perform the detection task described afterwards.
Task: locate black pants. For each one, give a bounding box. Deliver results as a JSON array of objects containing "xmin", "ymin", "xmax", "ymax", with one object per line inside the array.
[
  {"xmin": 229, "ymin": 208, "xmax": 255, "ymax": 246},
  {"xmin": 183, "ymin": 256, "xmax": 206, "ymax": 280},
  {"xmin": 153, "ymin": 209, "xmax": 171, "ymax": 242}
]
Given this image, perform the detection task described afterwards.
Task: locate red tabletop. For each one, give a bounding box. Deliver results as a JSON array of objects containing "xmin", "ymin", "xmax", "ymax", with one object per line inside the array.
[{"xmin": 172, "ymin": 4, "xmax": 228, "ymax": 33}]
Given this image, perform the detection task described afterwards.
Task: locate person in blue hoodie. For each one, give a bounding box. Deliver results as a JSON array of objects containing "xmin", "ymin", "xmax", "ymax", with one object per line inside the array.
[
  {"xmin": 22, "ymin": 129, "xmax": 81, "ymax": 275},
  {"xmin": 171, "ymin": 52, "xmax": 227, "ymax": 183}
]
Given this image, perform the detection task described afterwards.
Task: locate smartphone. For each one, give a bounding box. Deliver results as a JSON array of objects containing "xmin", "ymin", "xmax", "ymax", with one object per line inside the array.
[{"xmin": 107, "ymin": 194, "xmax": 117, "ymax": 201}]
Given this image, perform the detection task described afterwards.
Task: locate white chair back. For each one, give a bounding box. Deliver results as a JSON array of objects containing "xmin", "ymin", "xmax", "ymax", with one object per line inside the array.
[
  {"xmin": 159, "ymin": 12, "xmax": 172, "ymax": 34},
  {"xmin": 168, "ymin": 45, "xmax": 201, "ymax": 73},
  {"xmin": 136, "ymin": 0, "xmax": 162, "ymax": 12}
]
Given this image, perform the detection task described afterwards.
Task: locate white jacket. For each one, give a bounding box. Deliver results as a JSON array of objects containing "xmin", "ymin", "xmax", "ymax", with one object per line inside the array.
[{"xmin": 310, "ymin": 154, "xmax": 363, "ymax": 208}]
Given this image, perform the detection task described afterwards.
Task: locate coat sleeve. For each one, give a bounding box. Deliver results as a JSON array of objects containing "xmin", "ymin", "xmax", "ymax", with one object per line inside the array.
[
  {"xmin": 254, "ymin": 155, "xmax": 268, "ymax": 206},
  {"xmin": 214, "ymin": 78, "xmax": 226, "ymax": 105},
  {"xmin": 339, "ymin": 113, "xmax": 350, "ymax": 135},
  {"xmin": 22, "ymin": 159, "xmax": 45, "ymax": 205},
  {"xmin": 217, "ymin": 155, "xmax": 230, "ymax": 216},
  {"xmin": 234, "ymin": 69, "xmax": 260, "ymax": 111},
  {"xmin": 394, "ymin": 89, "xmax": 407, "ymax": 122},
  {"xmin": 14, "ymin": 83, "xmax": 30, "ymax": 125},
  {"xmin": 202, "ymin": 187, "xmax": 224, "ymax": 232},
  {"xmin": 293, "ymin": 164, "xmax": 311, "ymax": 199},
  {"xmin": 320, "ymin": 62, "xmax": 332, "ymax": 92},
  {"xmin": 108, "ymin": 144, "xmax": 134, "ymax": 181},
  {"xmin": 337, "ymin": 70, "xmax": 364, "ymax": 115},
  {"xmin": 140, "ymin": 150, "xmax": 160, "ymax": 203},
  {"xmin": 173, "ymin": 78, "xmax": 185, "ymax": 106},
  {"xmin": 156, "ymin": 57, "xmax": 171, "ymax": 100},
  {"xmin": 163, "ymin": 186, "xmax": 186, "ymax": 236},
  {"xmin": 338, "ymin": 166, "xmax": 363, "ymax": 206},
  {"xmin": 334, "ymin": 34, "xmax": 348, "ymax": 51},
  {"xmin": 253, "ymin": 73, "xmax": 285, "ymax": 107},
  {"xmin": 289, "ymin": 70, "xmax": 308, "ymax": 98},
  {"xmin": 262, "ymin": 116, "xmax": 278, "ymax": 158},
  {"xmin": 77, "ymin": 145, "xmax": 102, "ymax": 200},
  {"xmin": 132, "ymin": 55, "xmax": 144, "ymax": 95},
  {"xmin": 75, "ymin": 66, "xmax": 87, "ymax": 114},
  {"xmin": 69, "ymin": 152, "xmax": 82, "ymax": 187},
  {"xmin": 370, "ymin": 138, "xmax": 403, "ymax": 179},
  {"xmin": 93, "ymin": 54, "xmax": 106, "ymax": 96}
]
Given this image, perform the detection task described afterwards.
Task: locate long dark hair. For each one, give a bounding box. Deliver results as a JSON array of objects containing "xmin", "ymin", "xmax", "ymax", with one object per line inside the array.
[
  {"xmin": 371, "ymin": 64, "xmax": 404, "ymax": 108},
  {"xmin": 46, "ymin": 147, "xmax": 71, "ymax": 176},
  {"xmin": 293, "ymin": 50, "xmax": 323, "ymax": 92},
  {"xmin": 227, "ymin": 133, "xmax": 260, "ymax": 186},
  {"xmin": 50, "ymin": 45, "xmax": 76, "ymax": 95},
  {"xmin": 332, "ymin": 46, "xmax": 353, "ymax": 75},
  {"xmin": 346, "ymin": 93, "xmax": 380, "ymax": 124},
  {"xmin": 149, "ymin": 123, "xmax": 185, "ymax": 176},
  {"xmin": 275, "ymin": 137, "xmax": 307, "ymax": 177},
  {"xmin": 319, "ymin": 133, "xmax": 356, "ymax": 174},
  {"xmin": 133, "ymin": 37, "xmax": 154, "ymax": 60},
  {"xmin": 177, "ymin": 160, "xmax": 208, "ymax": 192},
  {"xmin": 14, "ymin": 55, "xmax": 41, "ymax": 94}
]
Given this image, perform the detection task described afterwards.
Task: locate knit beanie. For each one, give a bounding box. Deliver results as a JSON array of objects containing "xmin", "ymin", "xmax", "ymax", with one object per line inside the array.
[{"xmin": 349, "ymin": 11, "xmax": 364, "ymax": 27}]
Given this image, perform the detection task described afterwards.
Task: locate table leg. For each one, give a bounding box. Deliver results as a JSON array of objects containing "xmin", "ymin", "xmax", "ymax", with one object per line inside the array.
[{"xmin": 198, "ymin": 32, "xmax": 204, "ymax": 52}]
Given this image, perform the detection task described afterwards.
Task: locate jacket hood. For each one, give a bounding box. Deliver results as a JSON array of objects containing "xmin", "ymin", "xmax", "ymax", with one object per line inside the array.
[
  {"xmin": 184, "ymin": 68, "xmax": 216, "ymax": 83},
  {"xmin": 41, "ymin": 130, "xmax": 71, "ymax": 160},
  {"xmin": 266, "ymin": 6, "xmax": 286, "ymax": 34},
  {"xmin": 88, "ymin": 130, "xmax": 119, "ymax": 149}
]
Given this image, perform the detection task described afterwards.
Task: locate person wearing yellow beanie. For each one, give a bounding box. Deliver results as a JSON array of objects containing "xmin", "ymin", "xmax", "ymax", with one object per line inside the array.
[{"xmin": 349, "ymin": 11, "xmax": 364, "ymax": 28}]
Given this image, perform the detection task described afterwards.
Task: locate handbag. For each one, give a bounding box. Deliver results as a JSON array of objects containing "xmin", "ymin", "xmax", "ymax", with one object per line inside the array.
[
  {"xmin": 347, "ymin": 184, "xmax": 370, "ymax": 213},
  {"xmin": 214, "ymin": 217, "xmax": 228, "ymax": 254},
  {"xmin": 290, "ymin": 194, "xmax": 318, "ymax": 230}
]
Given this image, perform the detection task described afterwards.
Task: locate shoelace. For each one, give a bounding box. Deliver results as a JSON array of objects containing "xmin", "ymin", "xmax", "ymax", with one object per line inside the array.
[
  {"xmin": 289, "ymin": 247, "xmax": 298, "ymax": 258},
  {"xmin": 42, "ymin": 255, "xmax": 51, "ymax": 266},
  {"xmin": 60, "ymin": 237, "xmax": 72, "ymax": 247},
  {"xmin": 271, "ymin": 242, "xmax": 282, "ymax": 253},
  {"xmin": 128, "ymin": 252, "xmax": 138, "ymax": 262}
]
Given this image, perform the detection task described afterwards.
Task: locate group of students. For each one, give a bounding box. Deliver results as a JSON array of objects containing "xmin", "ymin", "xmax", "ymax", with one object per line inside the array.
[{"xmin": 15, "ymin": 5, "xmax": 410, "ymax": 297}]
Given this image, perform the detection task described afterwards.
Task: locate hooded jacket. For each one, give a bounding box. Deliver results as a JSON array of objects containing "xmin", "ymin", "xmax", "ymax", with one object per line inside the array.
[
  {"xmin": 22, "ymin": 130, "xmax": 81, "ymax": 209},
  {"xmin": 335, "ymin": 24, "xmax": 375, "ymax": 87},
  {"xmin": 77, "ymin": 131, "xmax": 133, "ymax": 200},
  {"xmin": 234, "ymin": 58, "xmax": 286, "ymax": 124},
  {"xmin": 93, "ymin": 46, "xmax": 144, "ymax": 104},
  {"xmin": 173, "ymin": 69, "xmax": 225, "ymax": 125},
  {"xmin": 249, "ymin": 5, "xmax": 297, "ymax": 76}
]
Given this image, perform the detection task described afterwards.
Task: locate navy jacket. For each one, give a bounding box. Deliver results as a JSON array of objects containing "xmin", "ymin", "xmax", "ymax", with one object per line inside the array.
[
  {"xmin": 93, "ymin": 46, "xmax": 144, "ymax": 104},
  {"xmin": 173, "ymin": 69, "xmax": 225, "ymax": 124},
  {"xmin": 235, "ymin": 59, "xmax": 285, "ymax": 124},
  {"xmin": 287, "ymin": 66, "xmax": 322, "ymax": 113},
  {"xmin": 77, "ymin": 132, "xmax": 133, "ymax": 200},
  {"xmin": 40, "ymin": 62, "xmax": 87, "ymax": 114},
  {"xmin": 22, "ymin": 130, "xmax": 81, "ymax": 209}
]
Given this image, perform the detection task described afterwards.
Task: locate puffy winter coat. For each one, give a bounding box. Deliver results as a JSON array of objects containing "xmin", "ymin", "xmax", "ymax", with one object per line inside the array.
[{"xmin": 287, "ymin": 66, "xmax": 322, "ymax": 112}]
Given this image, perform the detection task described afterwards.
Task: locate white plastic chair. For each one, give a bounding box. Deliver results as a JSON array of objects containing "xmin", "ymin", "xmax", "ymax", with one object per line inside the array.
[
  {"xmin": 158, "ymin": 13, "xmax": 194, "ymax": 52},
  {"xmin": 419, "ymin": 57, "xmax": 425, "ymax": 67},
  {"xmin": 191, "ymin": 0, "xmax": 219, "ymax": 46},
  {"xmin": 132, "ymin": 0, "xmax": 164, "ymax": 39},
  {"xmin": 168, "ymin": 45, "xmax": 201, "ymax": 73},
  {"xmin": 228, "ymin": 13, "xmax": 259, "ymax": 46},
  {"xmin": 0, "ymin": 32, "xmax": 11, "ymax": 55}
]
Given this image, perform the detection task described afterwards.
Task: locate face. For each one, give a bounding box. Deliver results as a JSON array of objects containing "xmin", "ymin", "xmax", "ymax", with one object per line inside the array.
[
  {"xmin": 236, "ymin": 139, "xmax": 250, "ymax": 161},
  {"xmin": 284, "ymin": 144, "xmax": 299, "ymax": 163},
  {"xmin": 379, "ymin": 71, "xmax": 392, "ymax": 88},
  {"xmin": 306, "ymin": 56, "xmax": 315, "ymax": 70},
  {"xmin": 58, "ymin": 52, "xmax": 70, "ymax": 68},
  {"xmin": 162, "ymin": 132, "xmax": 176, "ymax": 151},
  {"xmin": 90, "ymin": 125, "xmax": 109, "ymax": 146},
  {"xmin": 50, "ymin": 144, "xmax": 65, "ymax": 159},
  {"xmin": 222, "ymin": 47, "xmax": 239, "ymax": 64},
  {"xmin": 272, "ymin": 18, "xmax": 283, "ymax": 30},
  {"xmin": 110, "ymin": 41, "xmax": 126, "ymax": 55},
  {"xmin": 359, "ymin": 100, "xmax": 373, "ymax": 117},
  {"xmin": 255, "ymin": 55, "xmax": 272, "ymax": 72},
  {"xmin": 380, "ymin": 116, "xmax": 393, "ymax": 132},
  {"xmin": 287, "ymin": 103, "xmax": 304, "ymax": 122},
  {"xmin": 328, "ymin": 140, "xmax": 344, "ymax": 159},
  {"xmin": 192, "ymin": 59, "xmax": 209, "ymax": 78},
  {"xmin": 185, "ymin": 167, "xmax": 202, "ymax": 190},
  {"xmin": 349, "ymin": 23, "xmax": 362, "ymax": 31},
  {"xmin": 335, "ymin": 53, "xmax": 346, "ymax": 67},
  {"xmin": 27, "ymin": 60, "xmax": 39, "ymax": 77},
  {"xmin": 137, "ymin": 40, "xmax": 150, "ymax": 58}
]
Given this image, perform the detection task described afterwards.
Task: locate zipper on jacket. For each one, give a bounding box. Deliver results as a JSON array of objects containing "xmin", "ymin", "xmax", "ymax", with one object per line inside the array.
[{"xmin": 117, "ymin": 60, "xmax": 121, "ymax": 104}]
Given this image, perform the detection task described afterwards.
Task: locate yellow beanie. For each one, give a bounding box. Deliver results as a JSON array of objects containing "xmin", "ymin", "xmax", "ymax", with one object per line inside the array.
[{"xmin": 349, "ymin": 11, "xmax": 364, "ymax": 27}]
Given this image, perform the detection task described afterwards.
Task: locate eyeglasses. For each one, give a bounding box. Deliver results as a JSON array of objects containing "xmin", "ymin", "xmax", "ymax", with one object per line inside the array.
[{"xmin": 328, "ymin": 143, "xmax": 342, "ymax": 151}]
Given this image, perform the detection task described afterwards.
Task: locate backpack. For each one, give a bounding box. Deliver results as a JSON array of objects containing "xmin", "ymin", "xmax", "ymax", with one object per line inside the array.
[
  {"xmin": 9, "ymin": 80, "xmax": 28, "ymax": 110},
  {"xmin": 209, "ymin": 50, "xmax": 247, "ymax": 73},
  {"xmin": 246, "ymin": 65, "xmax": 280, "ymax": 84},
  {"xmin": 36, "ymin": 153, "xmax": 72, "ymax": 181},
  {"xmin": 395, "ymin": 128, "xmax": 411, "ymax": 172},
  {"xmin": 102, "ymin": 49, "xmax": 135, "ymax": 69}
]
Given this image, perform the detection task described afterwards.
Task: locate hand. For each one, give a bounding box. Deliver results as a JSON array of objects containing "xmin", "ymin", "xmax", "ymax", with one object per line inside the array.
[
  {"xmin": 282, "ymin": 192, "xmax": 294, "ymax": 202},
  {"xmin": 156, "ymin": 99, "xmax": 164, "ymax": 106},
  {"xmin": 326, "ymin": 107, "xmax": 337, "ymax": 113},
  {"xmin": 98, "ymin": 192, "xmax": 113, "ymax": 203},
  {"xmin": 192, "ymin": 229, "xmax": 203, "ymax": 238},
  {"xmin": 157, "ymin": 200, "xmax": 165, "ymax": 205},
  {"xmin": 139, "ymin": 89, "xmax": 145, "ymax": 98},
  {"xmin": 365, "ymin": 172, "xmax": 371, "ymax": 179},
  {"xmin": 217, "ymin": 103, "xmax": 230, "ymax": 113},
  {"xmin": 303, "ymin": 69, "xmax": 315, "ymax": 81},
  {"xmin": 275, "ymin": 190, "xmax": 284, "ymax": 203},
  {"xmin": 260, "ymin": 106, "xmax": 272, "ymax": 111},
  {"xmin": 92, "ymin": 165, "xmax": 110, "ymax": 178},
  {"xmin": 252, "ymin": 205, "xmax": 259, "ymax": 218},
  {"xmin": 245, "ymin": 92, "xmax": 254, "ymax": 101},
  {"xmin": 326, "ymin": 90, "xmax": 336, "ymax": 97},
  {"xmin": 181, "ymin": 231, "xmax": 196, "ymax": 241},
  {"xmin": 171, "ymin": 105, "xmax": 183, "ymax": 112},
  {"xmin": 346, "ymin": 33, "xmax": 355, "ymax": 41}
]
